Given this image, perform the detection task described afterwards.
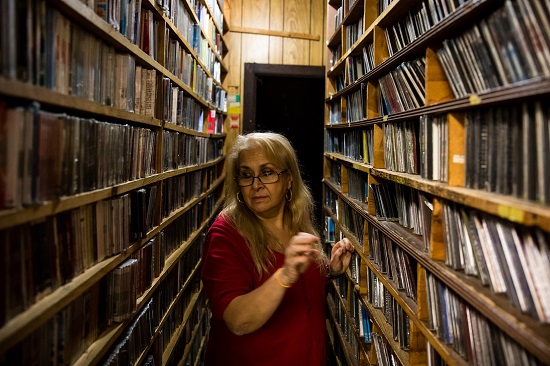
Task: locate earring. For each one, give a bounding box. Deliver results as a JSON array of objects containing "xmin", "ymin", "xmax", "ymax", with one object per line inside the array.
[
  {"xmin": 285, "ymin": 189, "xmax": 292, "ymax": 202},
  {"xmin": 237, "ymin": 191, "xmax": 245, "ymax": 203}
]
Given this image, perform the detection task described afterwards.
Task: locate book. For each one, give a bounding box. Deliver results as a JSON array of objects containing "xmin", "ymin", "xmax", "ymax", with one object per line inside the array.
[
  {"xmin": 0, "ymin": 105, "xmax": 24, "ymax": 209},
  {"xmin": 144, "ymin": 68, "xmax": 156, "ymax": 117},
  {"xmin": 207, "ymin": 109, "xmax": 216, "ymax": 133},
  {"xmin": 534, "ymin": 101, "xmax": 550, "ymax": 204}
]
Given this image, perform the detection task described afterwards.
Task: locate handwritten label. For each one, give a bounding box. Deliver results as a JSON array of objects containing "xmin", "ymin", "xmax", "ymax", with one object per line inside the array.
[
  {"xmin": 469, "ymin": 94, "xmax": 481, "ymax": 105},
  {"xmin": 498, "ymin": 205, "xmax": 525, "ymax": 223},
  {"xmin": 452, "ymin": 154, "xmax": 465, "ymax": 164}
]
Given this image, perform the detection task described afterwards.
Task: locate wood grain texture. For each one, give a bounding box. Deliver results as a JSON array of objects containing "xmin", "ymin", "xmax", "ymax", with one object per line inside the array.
[
  {"xmin": 408, "ymin": 322, "xmax": 427, "ymax": 365},
  {"xmin": 309, "ymin": 0, "xmax": 325, "ymax": 66},
  {"xmin": 231, "ymin": 26, "xmax": 319, "ymax": 40},
  {"xmin": 241, "ymin": 0, "xmax": 268, "ymax": 28},
  {"xmin": 270, "ymin": 0, "xmax": 284, "ymax": 63},
  {"xmin": 224, "ymin": 0, "xmax": 326, "ymax": 131},
  {"xmin": 283, "ymin": 39, "xmax": 309, "ymax": 64},
  {"xmin": 225, "ymin": 31, "xmax": 242, "ymax": 87},
  {"xmin": 429, "ymin": 198, "xmax": 446, "ymax": 261},
  {"xmin": 425, "ymin": 46, "xmax": 454, "ymax": 105},
  {"xmin": 227, "ymin": 0, "xmax": 243, "ymax": 89},
  {"xmin": 341, "ymin": 164, "xmax": 349, "ymax": 194},
  {"xmin": 364, "ymin": 0, "xmax": 377, "ymax": 27},
  {"xmin": 447, "ymin": 112, "xmax": 465, "ymax": 187},
  {"xmin": 372, "ymin": 123, "xmax": 385, "ymax": 169},
  {"xmin": 367, "ymin": 80, "xmax": 379, "ymax": 119},
  {"xmin": 241, "ymin": 34, "xmax": 270, "ymax": 64},
  {"xmin": 283, "ymin": 0, "xmax": 310, "ymax": 64},
  {"xmin": 373, "ymin": 25, "xmax": 390, "ymax": 67},
  {"xmin": 231, "ymin": 0, "xmax": 242, "ymax": 26}
]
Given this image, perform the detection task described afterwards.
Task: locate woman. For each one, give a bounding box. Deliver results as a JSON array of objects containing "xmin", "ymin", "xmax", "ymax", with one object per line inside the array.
[{"xmin": 200, "ymin": 132, "xmax": 354, "ymax": 365}]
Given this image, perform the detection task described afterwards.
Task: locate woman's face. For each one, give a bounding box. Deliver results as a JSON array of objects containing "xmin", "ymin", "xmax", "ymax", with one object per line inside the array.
[{"xmin": 237, "ymin": 148, "xmax": 291, "ymax": 220}]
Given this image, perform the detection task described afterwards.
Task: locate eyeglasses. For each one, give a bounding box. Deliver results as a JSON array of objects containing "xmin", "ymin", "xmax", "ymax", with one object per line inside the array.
[{"xmin": 235, "ymin": 169, "xmax": 289, "ymax": 187}]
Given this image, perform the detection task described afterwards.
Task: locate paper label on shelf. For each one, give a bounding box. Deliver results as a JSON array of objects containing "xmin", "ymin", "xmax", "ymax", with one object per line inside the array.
[
  {"xmin": 230, "ymin": 115, "xmax": 239, "ymax": 129},
  {"xmin": 469, "ymin": 94, "xmax": 481, "ymax": 105},
  {"xmin": 452, "ymin": 154, "xmax": 465, "ymax": 164},
  {"xmin": 497, "ymin": 205, "xmax": 525, "ymax": 223}
]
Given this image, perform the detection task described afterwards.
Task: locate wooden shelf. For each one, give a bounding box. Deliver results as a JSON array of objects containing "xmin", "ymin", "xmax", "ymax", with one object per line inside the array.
[
  {"xmin": 323, "ymin": 178, "xmax": 550, "ymax": 364},
  {"xmin": 324, "ymin": 152, "xmax": 550, "ymax": 232},
  {"xmin": 0, "ymin": 0, "xmax": 229, "ymax": 363}
]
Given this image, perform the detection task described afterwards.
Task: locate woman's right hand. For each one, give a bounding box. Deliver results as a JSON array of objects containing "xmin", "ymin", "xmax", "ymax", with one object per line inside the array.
[{"xmin": 279, "ymin": 232, "xmax": 321, "ymax": 286}]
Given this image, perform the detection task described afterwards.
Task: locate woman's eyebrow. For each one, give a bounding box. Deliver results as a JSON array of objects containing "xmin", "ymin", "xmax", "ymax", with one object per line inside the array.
[{"xmin": 238, "ymin": 163, "xmax": 274, "ymax": 170}]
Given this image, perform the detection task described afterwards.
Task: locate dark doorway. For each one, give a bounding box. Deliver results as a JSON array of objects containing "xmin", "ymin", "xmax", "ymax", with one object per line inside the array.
[{"xmin": 243, "ymin": 64, "xmax": 325, "ymax": 230}]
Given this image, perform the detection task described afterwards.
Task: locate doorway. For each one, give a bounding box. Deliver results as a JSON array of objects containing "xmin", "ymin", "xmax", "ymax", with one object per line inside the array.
[{"xmin": 243, "ymin": 63, "xmax": 325, "ymax": 229}]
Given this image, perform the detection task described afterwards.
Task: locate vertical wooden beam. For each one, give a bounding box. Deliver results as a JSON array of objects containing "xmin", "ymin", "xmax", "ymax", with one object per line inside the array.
[
  {"xmin": 425, "ymin": 46, "xmax": 454, "ymax": 106},
  {"xmin": 447, "ymin": 112, "xmax": 466, "ymax": 187}
]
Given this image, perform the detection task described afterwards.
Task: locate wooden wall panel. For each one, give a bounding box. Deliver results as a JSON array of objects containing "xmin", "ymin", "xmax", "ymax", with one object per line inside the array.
[
  {"xmin": 269, "ymin": 0, "xmax": 284, "ymax": 64},
  {"xmin": 284, "ymin": 0, "xmax": 310, "ymax": 33},
  {"xmin": 231, "ymin": 0, "xmax": 242, "ymax": 26},
  {"xmin": 241, "ymin": 34, "xmax": 270, "ymax": 65},
  {"xmin": 226, "ymin": 0, "xmax": 243, "ymax": 89},
  {"xmin": 225, "ymin": 32, "xmax": 242, "ymax": 88},
  {"xmin": 283, "ymin": 0, "xmax": 310, "ymax": 64},
  {"xmin": 282, "ymin": 39, "xmax": 309, "ymax": 64},
  {"xmin": 242, "ymin": 0, "xmax": 270, "ymax": 28},
  {"xmin": 224, "ymin": 0, "xmax": 326, "ymax": 131},
  {"xmin": 309, "ymin": 0, "xmax": 325, "ymax": 66}
]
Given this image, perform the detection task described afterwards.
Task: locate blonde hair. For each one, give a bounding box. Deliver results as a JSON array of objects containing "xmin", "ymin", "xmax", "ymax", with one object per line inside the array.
[{"xmin": 221, "ymin": 132, "xmax": 327, "ymax": 276}]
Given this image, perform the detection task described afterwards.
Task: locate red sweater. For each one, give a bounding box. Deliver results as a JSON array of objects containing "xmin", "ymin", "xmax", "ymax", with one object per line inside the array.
[{"xmin": 200, "ymin": 215, "xmax": 327, "ymax": 366}]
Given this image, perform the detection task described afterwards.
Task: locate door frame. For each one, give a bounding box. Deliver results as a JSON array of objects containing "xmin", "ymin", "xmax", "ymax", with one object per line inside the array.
[{"xmin": 242, "ymin": 63, "xmax": 325, "ymax": 132}]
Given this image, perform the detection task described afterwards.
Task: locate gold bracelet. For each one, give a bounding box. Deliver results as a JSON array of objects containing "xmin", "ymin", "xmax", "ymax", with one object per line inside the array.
[{"xmin": 274, "ymin": 268, "xmax": 291, "ymax": 288}]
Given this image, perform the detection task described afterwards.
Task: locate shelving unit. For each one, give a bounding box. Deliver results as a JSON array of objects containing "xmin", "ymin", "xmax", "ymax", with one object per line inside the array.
[
  {"xmin": 323, "ymin": 0, "xmax": 550, "ymax": 365},
  {"xmin": 0, "ymin": 0, "xmax": 229, "ymax": 364}
]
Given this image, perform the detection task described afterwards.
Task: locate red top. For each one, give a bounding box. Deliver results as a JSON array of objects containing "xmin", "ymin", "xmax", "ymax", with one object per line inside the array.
[{"xmin": 200, "ymin": 215, "xmax": 327, "ymax": 366}]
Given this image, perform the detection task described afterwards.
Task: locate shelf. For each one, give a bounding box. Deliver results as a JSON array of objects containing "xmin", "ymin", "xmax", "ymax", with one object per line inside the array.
[
  {"xmin": 326, "ymin": 294, "xmax": 360, "ymax": 366},
  {"xmin": 324, "ymin": 152, "xmax": 550, "ymax": 231},
  {"xmin": 0, "ymin": 158, "xmax": 225, "ymax": 230},
  {"xmin": 0, "ymin": 184, "xmax": 223, "ymax": 356},
  {"xmin": 0, "ymin": 0, "xmax": 229, "ymax": 364},
  {"xmin": 324, "ymin": 179, "xmax": 550, "ymax": 364}
]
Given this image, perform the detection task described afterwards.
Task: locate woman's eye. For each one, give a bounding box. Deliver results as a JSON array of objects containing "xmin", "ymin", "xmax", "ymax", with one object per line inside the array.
[{"xmin": 262, "ymin": 171, "xmax": 275, "ymax": 176}]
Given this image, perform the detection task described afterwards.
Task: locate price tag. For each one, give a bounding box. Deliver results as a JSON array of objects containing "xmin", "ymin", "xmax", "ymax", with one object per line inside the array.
[
  {"xmin": 469, "ymin": 94, "xmax": 481, "ymax": 105},
  {"xmin": 452, "ymin": 154, "xmax": 465, "ymax": 164}
]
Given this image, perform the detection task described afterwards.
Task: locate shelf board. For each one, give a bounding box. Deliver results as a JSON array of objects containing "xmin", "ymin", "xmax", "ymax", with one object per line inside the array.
[
  {"xmin": 0, "ymin": 188, "xmax": 223, "ymax": 358},
  {"xmin": 324, "ymin": 152, "xmax": 550, "ymax": 232},
  {"xmin": 326, "ymin": 295, "xmax": 360, "ymax": 366},
  {"xmin": 324, "ymin": 180, "xmax": 550, "ymax": 364},
  {"xmin": 162, "ymin": 288, "xmax": 203, "ymax": 364},
  {"xmin": 0, "ymin": 159, "xmax": 225, "ymax": 230},
  {"xmin": 0, "ymin": 77, "xmax": 162, "ymax": 126},
  {"xmin": 181, "ymin": 302, "xmax": 209, "ymax": 366}
]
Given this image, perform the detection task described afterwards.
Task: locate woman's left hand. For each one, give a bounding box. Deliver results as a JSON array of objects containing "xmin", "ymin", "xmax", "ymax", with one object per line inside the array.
[{"xmin": 329, "ymin": 238, "xmax": 354, "ymax": 276}]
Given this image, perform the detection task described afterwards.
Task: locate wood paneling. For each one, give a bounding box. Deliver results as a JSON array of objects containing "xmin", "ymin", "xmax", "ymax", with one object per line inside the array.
[
  {"xmin": 225, "ymin": 31, "xmax": 242, "ymax": 88},
  {"xmin": 283, "ymin": 0, "xmax": 310, "ymax": 64},
  {"xmin": 283, "ymin": 39, "xmax": 309, "ymax": 64},
  {"xmin": 224, "ymin": 0, "xmax": 326, "ymax": 131},
  {"xmin": 241, "ymin": 34, "xmax": 270, "ymax": 64},
  {"xmin": 269, "ymin": 0, "xmax": 284, "ymax": 64},
  {"xmin": 231, "ymin": 0, "xmax": 242, "ymax": 27},
  {"xmin": 242, "ymin": 0, "xmax": 269, "ymax": 28},
  {"xmin": 310, "ymin": 0, "xmax": 325, "ymax": 66}
]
